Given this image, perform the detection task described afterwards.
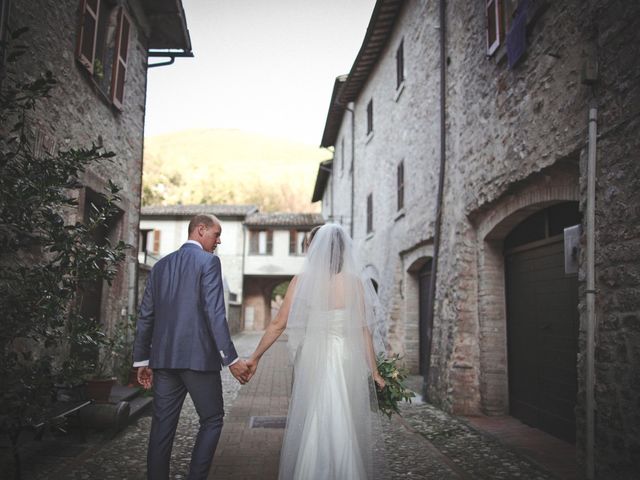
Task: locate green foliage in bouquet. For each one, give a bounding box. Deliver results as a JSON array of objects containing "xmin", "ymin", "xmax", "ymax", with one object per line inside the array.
[{"xmin": 375, "ymin": 353, "xmax": 415, "ymax": 418}]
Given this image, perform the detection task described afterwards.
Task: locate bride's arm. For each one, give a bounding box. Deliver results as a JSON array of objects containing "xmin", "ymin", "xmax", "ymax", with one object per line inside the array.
[
  {"xmin": 246, "ymin": 276, "xmax": 298, "ymax": 373},
  {"xmin": 358, "ymin": 280, "xmax": 386, "ymax": 389}
]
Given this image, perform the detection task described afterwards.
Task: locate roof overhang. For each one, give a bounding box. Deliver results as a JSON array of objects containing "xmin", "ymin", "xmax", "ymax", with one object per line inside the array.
[
  {"xmin": 311, "ymin": 159, "xmax": 333, "ymax": 203},
  {"xmin": 319, "ymin": 0, "xmax": 404, "ymax": 147},
  {"xmin": 141, "ymin": 0, "xmax": 192, "ymax": 54}
]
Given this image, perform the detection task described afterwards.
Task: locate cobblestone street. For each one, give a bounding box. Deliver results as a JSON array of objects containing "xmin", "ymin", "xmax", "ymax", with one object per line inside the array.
[{"xmin": 3, "ymin": 332, "xmax": 578, "ymax": 479}]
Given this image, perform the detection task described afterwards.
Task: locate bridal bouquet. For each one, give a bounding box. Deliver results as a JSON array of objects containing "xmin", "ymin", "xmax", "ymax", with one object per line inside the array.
[{"xmin": 375, "ymin": 353, "xmax": 415, "ymax": 418}]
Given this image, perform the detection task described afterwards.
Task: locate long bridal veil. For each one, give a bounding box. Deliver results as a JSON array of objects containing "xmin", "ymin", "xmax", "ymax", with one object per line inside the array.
[{"xmin": 279, "ymin": 223, "xmax": 388, "ymax": 480}]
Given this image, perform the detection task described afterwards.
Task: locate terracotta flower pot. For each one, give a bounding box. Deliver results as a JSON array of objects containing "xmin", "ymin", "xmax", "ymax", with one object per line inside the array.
[{"xmin": 86, "ymin": 378, "xmax": 116, "ymax": 403}]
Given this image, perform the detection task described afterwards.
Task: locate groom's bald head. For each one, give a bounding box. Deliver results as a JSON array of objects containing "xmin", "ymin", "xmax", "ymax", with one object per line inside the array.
[
  {"xmin": 188, "ymin": 214, "xmax": 219, "ymax": 235},
  {"xmin": 188, "ymin": 214, "xmax": 222, "ymax": 252}
]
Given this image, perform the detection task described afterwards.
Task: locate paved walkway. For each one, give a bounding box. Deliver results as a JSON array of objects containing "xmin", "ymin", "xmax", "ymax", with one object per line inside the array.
[{"xmin": 2, "ymin": 331, "xmax": 581, "ymax": 479}]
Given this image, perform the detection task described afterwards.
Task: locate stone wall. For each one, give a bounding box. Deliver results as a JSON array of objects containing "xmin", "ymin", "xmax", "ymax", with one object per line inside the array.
[
  {"xmin": 583, "ymin": 1, "xmax": 640, "ymax": 477},
  {"xmin": 321, "ymin": 0, "xmax": 640, "ymax": 475},
  {"xmin": 10, "ymin": 0, "xmax": 149, "ymax": 331}
]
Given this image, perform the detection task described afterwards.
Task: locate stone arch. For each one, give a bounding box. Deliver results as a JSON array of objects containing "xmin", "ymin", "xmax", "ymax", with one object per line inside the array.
[{"xmin": 472, "ymin": 168, "xmax": 579, "ymax": 415}]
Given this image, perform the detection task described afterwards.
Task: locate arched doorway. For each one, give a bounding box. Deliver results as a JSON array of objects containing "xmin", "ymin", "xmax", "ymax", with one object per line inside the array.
[{"xmin": 505, "ymin": 202, "xmax": 580, "ymax": 442}]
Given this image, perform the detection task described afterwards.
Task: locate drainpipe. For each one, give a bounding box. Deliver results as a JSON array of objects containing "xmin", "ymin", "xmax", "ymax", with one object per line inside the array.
[
  {"xmin": 585, "ymin": 104, "xmax": 597, "ymax": 480},
  {"xmin": 424, "ymin": 0, "xmax": 447, "ymax": 397},
  {"xmin": 147, "ymin": 50, "xmax": 194, "ymax": 68},
  {"xmin": 345, "ymin": 103, "xmax": 356, "ymax": 237},
  {"xmin": 318, "ymin": 153, "xmax": 334, "ymax": 221}
]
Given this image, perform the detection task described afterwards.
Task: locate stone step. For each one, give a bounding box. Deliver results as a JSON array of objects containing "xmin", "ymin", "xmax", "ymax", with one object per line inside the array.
[{"xmin": 128, "ymin": 395, "xmax": 153, "ymax": 421}]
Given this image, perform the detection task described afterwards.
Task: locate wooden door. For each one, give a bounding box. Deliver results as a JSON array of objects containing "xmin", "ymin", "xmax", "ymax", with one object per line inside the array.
[
  {"xmin": 418, "ymin": 261, "xmax": 433, "ymax": 376},
  {"xmin": 506, "ymin": 238, "xmax": 578, "ymax": 442}
]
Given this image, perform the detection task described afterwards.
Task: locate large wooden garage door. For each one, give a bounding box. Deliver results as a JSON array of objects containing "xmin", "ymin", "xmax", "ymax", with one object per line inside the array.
[{"xmin": 505, "ymin": 203, "xmax": 579, "ymax": 443}]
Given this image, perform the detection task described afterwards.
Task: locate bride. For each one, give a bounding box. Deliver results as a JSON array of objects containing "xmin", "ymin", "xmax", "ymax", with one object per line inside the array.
[{"xmin": 246, "ymin": 223, "xmax": 388, "ymax": 480}]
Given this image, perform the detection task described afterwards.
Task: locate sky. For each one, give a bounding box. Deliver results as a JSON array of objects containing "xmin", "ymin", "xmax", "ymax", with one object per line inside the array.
[{"xmin": 143, "ymin": 0, "xmax": 376, "ymax": 146}]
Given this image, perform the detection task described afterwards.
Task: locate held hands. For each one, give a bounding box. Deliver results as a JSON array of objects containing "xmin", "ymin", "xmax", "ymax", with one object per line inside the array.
[
  {"xmin": 229, "ymin": 359, "xmax": 251, "ymax": 384},
  {"xmin": 373, "ymin": 372, "xmax": 386, "ymax": 390},
  {"xmin": 137, "ymin": 366, "xmax": 153, "ymax": 389},
  {"xmin": 245, "ymin": 357, "xmax": 258, "ymax": 382}
]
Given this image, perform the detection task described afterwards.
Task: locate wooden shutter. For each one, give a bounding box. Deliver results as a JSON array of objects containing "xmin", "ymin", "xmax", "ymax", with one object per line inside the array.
[
  {"xmin": 152, "ymin": 229, "xmax": 161, "ymax": 253},
  {"xmin": 266, "ymin": 230, "xmax": 273, "ymax": 255},
  {"xmin": 111, "ymin": 7, "xmax": 131, "ymax": 110},
  {"xmin": 486, "ymin": 0, "xmax": 503, "ymax": 56},
  {"xmin": 289, "ymin": 229, "xmax": 297, "ymax": 254},
  {"xmin": 76, "ymin": 0, "xmax": 100, "ymax": 73}
]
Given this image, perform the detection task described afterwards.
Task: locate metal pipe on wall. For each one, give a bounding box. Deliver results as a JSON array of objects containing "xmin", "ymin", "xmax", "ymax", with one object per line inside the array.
[
  {"xmin": 424, "ymin": 0, "xmax": 447, "ymax": 396},
  {"xmin": 585, "ymin": 104, "xmax": 597, "ymax": 480}
]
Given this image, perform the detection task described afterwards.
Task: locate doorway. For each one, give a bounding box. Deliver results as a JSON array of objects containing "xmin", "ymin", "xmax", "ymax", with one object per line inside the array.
[{"xmin": 505, "ymin": 202, "xmax": 580, "ymax": 442}]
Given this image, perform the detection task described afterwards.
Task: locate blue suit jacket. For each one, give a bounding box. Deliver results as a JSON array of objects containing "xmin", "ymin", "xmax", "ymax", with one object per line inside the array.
[{"xmin": 133, "ymin": 243, "xmax": 238, "ymax": 371}]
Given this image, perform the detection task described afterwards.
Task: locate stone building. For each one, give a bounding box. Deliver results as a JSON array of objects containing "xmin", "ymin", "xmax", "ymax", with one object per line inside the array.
[
  {"xmin": 316, "ymin": 0, "xmax": 640, "ymax": 477},
  {"xmin": 242, "ymin": 212, "xmax": 324, "ymax": 331},
  {"xmin": 138, "ymin": 204, "xmax": 258, "ymax": 333},
  {"xmin": 2, "ymin": 0, "xmax": 192, "ymax": 333}
]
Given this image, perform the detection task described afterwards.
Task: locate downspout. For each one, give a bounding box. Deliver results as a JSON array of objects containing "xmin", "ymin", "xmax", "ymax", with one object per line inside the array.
[
  {"xmin": 585, "ymin": 103, "xmax": 597, "ymax": 480},
  {"xmin": 347, "ymin": 103, "xmax": 356, "ymax": 237},
  {"xmin": 424, "ymin": 0, "xmax": 447, "ymax": 396}
]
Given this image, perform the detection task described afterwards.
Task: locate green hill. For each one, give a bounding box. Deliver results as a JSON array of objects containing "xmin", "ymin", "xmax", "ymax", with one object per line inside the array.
[{"xmin": 142, "ymin": 129, "xmax": 330, "ymax": 212}]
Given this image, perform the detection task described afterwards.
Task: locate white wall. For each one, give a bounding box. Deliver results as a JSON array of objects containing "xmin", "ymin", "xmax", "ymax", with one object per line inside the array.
[
  {"xmin": 139, "ymin": 217, "xmax": 246, "ymax": 302},
  {"xmin": 243, "ymin": 228, "xmax": 306, "ymax": 276}
]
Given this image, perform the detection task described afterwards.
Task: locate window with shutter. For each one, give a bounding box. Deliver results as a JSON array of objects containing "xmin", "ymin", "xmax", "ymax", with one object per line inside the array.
[
  {"xmin": 250, "ymin": 229, "xmax": 273, "ymax": 255},
  {"xmin": 397, "ymin": 161, "xmax": 405, "ymax": 211},
  {"xmin": 77, "ymin": 0, "xmax": 100, "ymax": 73},
  {"xmin": 366, "ymin": 194, "xmax": 373, "ymax": 234},
  {"xmin": 366, "ymin": 99, "xmax": 373, "ymax": 135},
  {"xmin": 396, "ymin": 39, "xmax": 405, "ymax": 89},
  {"xmin": 486, "ymin": 0, "xmax": 502, "ymax": 56},
  {"xmin": 0, "ymin": 0, "xmax": 10, "ymax": 76},
  {"xmin": 110, "ymin": 7, "xmax": 130, "ymax": 110}
]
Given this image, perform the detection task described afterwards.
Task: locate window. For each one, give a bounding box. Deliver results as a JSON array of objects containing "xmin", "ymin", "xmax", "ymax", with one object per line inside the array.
[
  {"xmin": 76, "ymin": 0, "xmax": 131, "ymax": 109},
  {"xmin": 340, "ymin": 137, "xmax": 345, "ymax": 174},
  {"xmin": 366, "ymin": 193, "xmax": 373, "ymax": 234},
  {"xmin": 396, "ymin": 39, "xmax": 405, "ymax": 88},
  {"xmin": 486, "ymin": 0, "xmax": 520, "ymax": 56},
  {"xmin": 289, "ymin": 229, "xmax": 308, "ymax": 256},
  {"xmin": 397, "ymin": 161, "xmax": 404, "ymax": 211},
  {"xmin": 249, "ymin": 229, "xmax": 273, "ymax": 255},
  {"xmin": 0, "ymin": 0, "xmax": 10, "ymax": 77},
  {"xmin": 366, "ymin": 99, "xmax": 373, "ymax": 135},
  {"xmin": 486, "ymin": 0, "xmax": 502, "ymax": 55}
]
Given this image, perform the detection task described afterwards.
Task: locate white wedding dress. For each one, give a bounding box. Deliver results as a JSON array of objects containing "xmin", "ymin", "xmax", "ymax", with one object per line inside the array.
[
  {"xmin": 285, "ymin": 310, "xmax": 367, "ymax": 479},
  {"xmin": 278, "ymin": 224, "xmax": 387, "ymax": 480}
]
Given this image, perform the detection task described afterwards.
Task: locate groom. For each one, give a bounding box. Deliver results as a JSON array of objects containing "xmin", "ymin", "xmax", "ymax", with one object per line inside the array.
[{"xmin": 133, "ymin": 214, "xmax": 250, "ymax": 480}]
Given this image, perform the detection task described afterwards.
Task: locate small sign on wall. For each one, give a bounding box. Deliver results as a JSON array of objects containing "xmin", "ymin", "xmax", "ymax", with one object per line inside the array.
[{"xmin": 564, "ymin": 224, "xmax": 581, "ymax": 274}]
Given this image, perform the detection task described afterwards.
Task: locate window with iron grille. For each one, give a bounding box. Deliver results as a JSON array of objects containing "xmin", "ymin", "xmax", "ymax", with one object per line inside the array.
[
  {"xmin": 397, "ymin": 160, "xmax": 405, "ymax": 211},
  {"xmin": 76, "ymin": 0, "xmax": 131, "ymax": 110},
  {"xmin": 366, "ymin": 193, "xmax": 373, "ymax": 234},
  {"xmin": 396, "ymin": 39, "xmax": 405, "ymax": 89},
  {"xmin": 249, "ymin": 229, "xmax": 273, "ymax": 255},
  {"xmin": 366, "ymin": 99, "xmax": 373, "ymax": 135}
]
